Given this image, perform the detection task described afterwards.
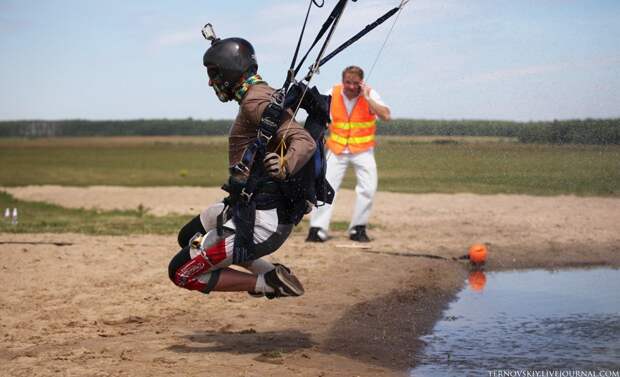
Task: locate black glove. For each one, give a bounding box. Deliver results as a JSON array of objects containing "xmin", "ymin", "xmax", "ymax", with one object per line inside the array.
[
  {"xmin": 284, "ymin": 82, "xmax": 330, "ymax": 122},
  {"xmin": 284, "ymin": 82, "xmax": 306, "ymax": 109},
  {"xmin": 263, "ymin": 152, "xmax": 287, "ymax": 180},
  {"xmin": 221, "ymin": 175, "xmax": 247, "ymax": 203}
]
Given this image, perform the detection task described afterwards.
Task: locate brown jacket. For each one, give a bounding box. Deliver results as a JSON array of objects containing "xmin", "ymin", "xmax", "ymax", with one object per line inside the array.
[{"xmin": 229, "ymin": 83, "xmax": 316, "ymax": 177}]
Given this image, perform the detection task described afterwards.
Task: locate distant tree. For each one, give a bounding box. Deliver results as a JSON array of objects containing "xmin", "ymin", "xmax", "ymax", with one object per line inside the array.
[{"xmin": 1, "ymin": 118, "xmax": 618, "ymax": 144}]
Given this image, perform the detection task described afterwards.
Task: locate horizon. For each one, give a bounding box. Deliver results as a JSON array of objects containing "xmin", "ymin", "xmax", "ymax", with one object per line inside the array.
[{"xmin": 2, "ymin": 116, "xmax": 619, "ymax": 124}]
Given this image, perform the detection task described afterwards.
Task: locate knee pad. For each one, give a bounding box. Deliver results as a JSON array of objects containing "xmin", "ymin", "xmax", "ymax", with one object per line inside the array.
[
  {"xmin": 168, "ymin": 234, "xmax": 228, "ymax": 293},
  {"xmin": 177, "ymin": 215, "xmax": 205, "ymax": 247},
  {"xmin": 168, "ymin": 249, "xmax": 222, "ymax": 293},
  {"xmin": 168, "ymin": 246, "xmax": 192, "ymax": 283},
  {"xmin": 192, "ymin": 229, "xmax": 229, "ymax": 263}
]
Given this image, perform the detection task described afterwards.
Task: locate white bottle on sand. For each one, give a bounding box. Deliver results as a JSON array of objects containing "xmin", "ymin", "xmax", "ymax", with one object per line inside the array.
[{"xmin": 11, "ymin": 208, "xmax": 18, "ymax": 225}]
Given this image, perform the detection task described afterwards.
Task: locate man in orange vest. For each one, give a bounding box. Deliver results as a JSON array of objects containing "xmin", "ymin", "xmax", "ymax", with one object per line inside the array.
[{"xmin": 306, "ymin": 65, "xmax": 391, "ymax": 243}]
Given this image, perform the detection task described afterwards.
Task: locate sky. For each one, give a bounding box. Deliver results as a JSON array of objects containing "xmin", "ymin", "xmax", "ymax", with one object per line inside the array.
[{"xmin": 1, "ymin": 0, "xmax": 619, "ymax": 122}]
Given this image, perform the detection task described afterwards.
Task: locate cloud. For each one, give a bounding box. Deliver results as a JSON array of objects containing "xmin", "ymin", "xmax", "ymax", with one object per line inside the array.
[
  {"xmin": 154, "ymin": 30, "xmax": 199, "ymax": 47},
  {"xmin": 582, "ymin": 55, "xmax": 620, "ymax": 69},
  {"xmin": 459, "ymin": 55, "xmax": 620, "ymax": 85},
  {"xmin": 257, "ymin": 1, "xmax": 309, "ymax": 24},
  {"xmin": 0, "ymin": 14, "xmax": 33, "ymax": 33},
  {"xmin": 252, "ymin": 0, "xmax": 410, "ymax": 48},
  {"xmin": 406, "ymin": 0, "xmax": 474, "ymax": 24},
  {"xmin": 460, "ymin": 64, "xmax": 563, "ymax": 84}
]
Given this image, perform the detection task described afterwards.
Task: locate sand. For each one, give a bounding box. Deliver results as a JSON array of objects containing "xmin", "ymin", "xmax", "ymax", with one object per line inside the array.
[{"xmin": 1, "ymin": 186, "xmax": 619, "ymax": 376}]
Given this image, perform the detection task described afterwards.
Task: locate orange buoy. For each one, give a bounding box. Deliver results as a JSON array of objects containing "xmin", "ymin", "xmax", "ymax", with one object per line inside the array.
[
  {"xmin": 468, "ymin": 243, "xmax": 488, "ymax": 265},
  {"xmin": 468, "ymin": 270, "xmax": 487, "ymax": 292}
]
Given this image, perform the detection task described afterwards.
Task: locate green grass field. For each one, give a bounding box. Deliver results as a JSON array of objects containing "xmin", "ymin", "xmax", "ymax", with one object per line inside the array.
[
  {"xmin": 1, "ymin": 136, "xmax": 618, "ymax": 195},
  {"xmin": 0, "ymin": 191, "xmax": 189, "ymax": 235},
  {"xmin": 375, "ymin": 137, "xmax": 620, "ymax": 196},
  {"xmin": 1, "ymin": 136, "xmax": 618, "ymax": 235}
]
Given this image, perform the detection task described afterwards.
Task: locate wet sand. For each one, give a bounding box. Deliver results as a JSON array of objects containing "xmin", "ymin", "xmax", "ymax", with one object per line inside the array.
[{"xmin": 1, "ymin": 186, "xmax": 619, "ymax": 376}]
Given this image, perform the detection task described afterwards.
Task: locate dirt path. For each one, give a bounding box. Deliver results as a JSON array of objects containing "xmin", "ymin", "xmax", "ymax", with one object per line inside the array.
[{"xmin": 1, "ymin": 186, "xmax": 619, "ymax": 376}]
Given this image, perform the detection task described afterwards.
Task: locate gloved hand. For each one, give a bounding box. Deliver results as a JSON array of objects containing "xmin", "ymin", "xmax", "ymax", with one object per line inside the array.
[
  {"xmin": 221, "ymin": 175, "xmax": 247, "ymax": 203},
  {"xmin": 284, "ymin": 82, "xmax": 306, "ymax": 109},
  {"xmin": 284, "ymin": 83, "xmax": 330, "ymax": 123},
  {"xmin": 263, "ymin": 152, "xmax": 287, "ymax": 180}
]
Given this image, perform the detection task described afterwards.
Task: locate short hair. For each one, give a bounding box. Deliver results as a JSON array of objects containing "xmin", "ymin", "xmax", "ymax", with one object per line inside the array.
[{"xmin": 342, "ymin": 65, "xmax": 364, "ymax": 80}]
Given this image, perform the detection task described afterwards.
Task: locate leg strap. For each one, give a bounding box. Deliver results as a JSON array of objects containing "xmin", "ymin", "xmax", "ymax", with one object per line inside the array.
[
  {"xmin": 203, "ymin": 269, "xmax": 222, "ymax": 293},
  {"xmin": 175, "ymin": 267, "xmax": 222, "ymax": 294}
]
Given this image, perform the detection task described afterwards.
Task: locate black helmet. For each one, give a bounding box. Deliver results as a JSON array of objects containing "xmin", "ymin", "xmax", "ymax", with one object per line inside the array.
[{"xmin": 203, "ymin": 37, "xmax": 258, "ymax": 102}]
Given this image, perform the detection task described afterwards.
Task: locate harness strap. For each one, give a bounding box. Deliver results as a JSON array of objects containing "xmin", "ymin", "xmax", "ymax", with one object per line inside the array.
[
  {"xmin": 318, "ymin": 5, "xmax": 403, "ymax": 69},
  {"xmin": 231, "ymin": 199, "xmax": 257, "ymax": 264},
  {"xmin": 283, "ymin": 0, "xmax": 318, "ymax": 89},
  {"xmin": 231, "ymin": 88, "xmax": 284, "ymax": 178},
  {"xmin": 216, "ymin": 202, "xmax": 229, "ymax": 237},
  {"xmin": 293, "ymin": 0, "xmax": 348, "ymax": 77}
]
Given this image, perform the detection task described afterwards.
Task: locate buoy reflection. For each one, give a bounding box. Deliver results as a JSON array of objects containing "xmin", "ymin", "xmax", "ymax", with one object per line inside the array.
[{"xmin": 468, "ymin": 270, "xmax": 487, "ymax": 292}]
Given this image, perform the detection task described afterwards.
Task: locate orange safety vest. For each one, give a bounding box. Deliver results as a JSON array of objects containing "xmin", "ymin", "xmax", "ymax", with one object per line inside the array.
[{"xmin": 326, "ymin": 84, "xmax": 377, "ymax": 155}]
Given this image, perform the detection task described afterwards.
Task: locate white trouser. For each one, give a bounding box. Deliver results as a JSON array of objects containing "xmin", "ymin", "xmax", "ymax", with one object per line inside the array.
[
  {"xmin": 196, "ymin": 203, "xmax": 282, "ymax": 272},
  {"xmin": 310, "ymin": 148, "xmax": 378, "ymax": 232}
]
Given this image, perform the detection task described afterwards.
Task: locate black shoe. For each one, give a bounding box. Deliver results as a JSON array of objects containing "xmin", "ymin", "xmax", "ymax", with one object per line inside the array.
[
  {"xmin": 264, "ymin": 264, "xmax": 305, "ymax": 297},
  {"xmin": 248, "ymin": 263, "xmax": 290, "ymax": 300},
  {"xmin": 306, "ymin": 227, "xmax": 327, "ymax": 242},
  {"xmin": 248, "ymin": 291, "xmax": 278, "ymax": 300},
  {"xmin": 349, "ymin": 225, "xmax": 371, "ymax": 242}
]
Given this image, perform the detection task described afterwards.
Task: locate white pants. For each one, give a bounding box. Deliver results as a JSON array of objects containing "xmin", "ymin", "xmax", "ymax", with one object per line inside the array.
[
  {"xmin": 310, "ymin": 148, "xmax": 378, "ymax": 232},
  {"xmin": 197, "ymin": 203, "xmax": 288, "ymax": 271}
]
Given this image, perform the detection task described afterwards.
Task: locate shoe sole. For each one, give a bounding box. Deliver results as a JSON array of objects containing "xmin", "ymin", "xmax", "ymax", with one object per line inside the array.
[
  {"xmin": 247, "ymin": 291, "xmax": 277, "ymax": 300},
  {"xmin": 274, "ymin": 265, "xmax": 305, "ymax": 296},
  {"xmin": 350, "ymin": 237, "xmax": 371, "ymax": 243},
  {"xmin": 305, "ymin": 238, "xmax": 325, "ymax": 243}
]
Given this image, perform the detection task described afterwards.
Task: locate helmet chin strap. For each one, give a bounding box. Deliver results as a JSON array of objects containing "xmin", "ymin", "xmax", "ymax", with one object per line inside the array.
[{"xmin": 212, "ymin": 83, "xmax": 232, "ymax": 102}]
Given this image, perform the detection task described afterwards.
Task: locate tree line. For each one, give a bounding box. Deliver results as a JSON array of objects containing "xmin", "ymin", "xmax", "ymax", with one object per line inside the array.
[{"xmin": 0, "ymin": 118, "xmax": 618, "ymax": 144}]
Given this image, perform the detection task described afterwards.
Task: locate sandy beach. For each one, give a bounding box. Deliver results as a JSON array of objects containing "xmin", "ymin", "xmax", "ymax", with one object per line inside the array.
[{"xmin": 1, "ymin": 186, "xmax": 619, "ymax": 376}]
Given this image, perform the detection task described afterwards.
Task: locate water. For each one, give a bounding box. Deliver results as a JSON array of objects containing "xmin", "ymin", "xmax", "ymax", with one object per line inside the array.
[{"xmin": 411, "ymin": 268, "xmax": 620, "ymax": 376}]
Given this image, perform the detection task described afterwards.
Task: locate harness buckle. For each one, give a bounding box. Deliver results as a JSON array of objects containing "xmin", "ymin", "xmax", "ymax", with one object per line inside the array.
[
  {"xmin": 189, "ymin": 232, "xmax": 204, "ymax": 249},
  {"xmin": 188, "ymin": 232, "xmax": 216, "ymax": 268},
  {"xmin": 240, "ymin": 187, "xmax": 253, "ymax": 202},
  {"xmin": 271, "ymin": 88, "xmax": 285, "ymax": 107},
  {"xmin": 257, "ymin": 128, "xmax": 273, "ymax": 144},
  {"xmin": 232, "ymin": 162, "xmax": 250, "ymax": 175}
]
